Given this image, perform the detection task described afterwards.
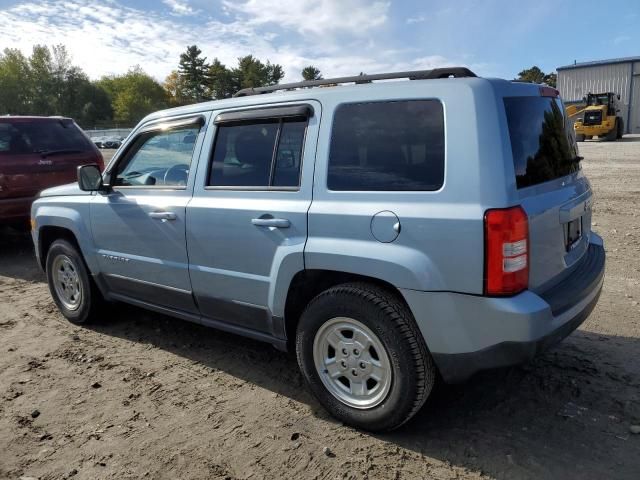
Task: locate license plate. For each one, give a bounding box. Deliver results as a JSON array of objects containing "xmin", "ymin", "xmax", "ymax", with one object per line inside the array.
[{"xmin": 565, "ymin": 217, "xmax": 582, "ymax": 251}]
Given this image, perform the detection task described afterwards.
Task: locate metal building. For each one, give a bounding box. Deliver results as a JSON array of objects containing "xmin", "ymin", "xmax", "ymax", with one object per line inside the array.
[{"xmin": 557, "ymin": 57, "xmax": 640, "ymax": 134}]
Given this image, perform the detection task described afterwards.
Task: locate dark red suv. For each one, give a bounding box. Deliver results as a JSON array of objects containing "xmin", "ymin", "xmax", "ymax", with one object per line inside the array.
[{"xmin": 0, "ymin": 116, "xmax": 103, "ymax": 226}]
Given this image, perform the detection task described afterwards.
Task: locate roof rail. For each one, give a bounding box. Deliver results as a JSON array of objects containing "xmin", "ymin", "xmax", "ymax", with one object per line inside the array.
[{"xmin": 234, "ymin": 67, "xmax": 476, "ymax": 97}]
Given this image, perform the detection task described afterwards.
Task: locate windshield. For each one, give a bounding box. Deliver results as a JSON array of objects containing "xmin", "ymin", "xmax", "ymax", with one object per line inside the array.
[
  {"xmin": 504, "ymin": 96, "xmax": 579, "ymax": 189},
  {"xmin": 587, "ymin": 94, "xmax": 610, "ymax": 106}
]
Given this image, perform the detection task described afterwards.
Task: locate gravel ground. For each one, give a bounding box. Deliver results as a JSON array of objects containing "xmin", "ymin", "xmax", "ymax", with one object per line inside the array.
[{"xmin": 1, "ymin": 139, "xmax": 639, "ymax": 480}]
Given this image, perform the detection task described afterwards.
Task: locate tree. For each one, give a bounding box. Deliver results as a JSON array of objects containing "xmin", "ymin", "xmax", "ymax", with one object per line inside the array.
[
  {"xmin": 231, "ymin": 55, "xmax": 284, "ymax": 91},
  {"xmin": 301, "ymin": 65, "xmax": 322, "ymax": 81},
  {"xmin": 543, "ymin": 72, "xmax": 557, "ymax": 88},
  {"xmin": 178, "ymin": 45, "xmax": 210, "ymax": 102},
  {"xmin": 208, "ymin": 58, "xmax": 234, "ymax": 99},
  {"xmin": 516, "ymin": 66, "xmax": 556, "ymax": 87},
  {"xmin": 28, "ymin": 45, "xmax": 55, "ymax": 115},
  {"xmin": 97, "ymin": 67, "xmax": 167, "ymax": 125},
  {"xmin": 77, "ymin": 82, "xmax": 113, "ymax": 126},
  {"xmin": 164, "ymin": 70, "xmax": 189, "ymax": 106},
  {"xmin": 0, "ymin": 48, "xmax": 31, "ymax": 114}
]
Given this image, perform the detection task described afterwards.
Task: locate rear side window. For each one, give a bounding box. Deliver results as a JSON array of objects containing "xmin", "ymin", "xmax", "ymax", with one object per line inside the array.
[
  {"xmin": 328, "ymin": 100, "xmax": 445, "ymax": 191},
  {"xmin": 209, "ymin": 117, "xmax": 307, "ymax": 188},
  {"xmin": 0, "ymin": 120, "xmax": 92, "ymax": 154},
  {"xmin": 504, "ymin": 97, "xmax": 579, "ymax": 189}
]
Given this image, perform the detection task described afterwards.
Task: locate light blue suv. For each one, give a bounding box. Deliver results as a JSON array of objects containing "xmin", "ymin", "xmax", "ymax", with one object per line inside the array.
[{"xmin": 31, "ymin": 68, "xmax": 605, "ymax": 431}]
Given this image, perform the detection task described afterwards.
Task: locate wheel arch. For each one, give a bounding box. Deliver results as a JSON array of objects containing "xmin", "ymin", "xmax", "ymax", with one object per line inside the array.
[
  {"xmin": 38, "ymin": 226, "xmax": 80, "ymax": 270},
  {"xmin": 33, "ymin": 203, "xmax": 98, "ymax": 273},
  {"xmin": 283, "ymin": 269, "xmax": 415, "ymax": 350}
]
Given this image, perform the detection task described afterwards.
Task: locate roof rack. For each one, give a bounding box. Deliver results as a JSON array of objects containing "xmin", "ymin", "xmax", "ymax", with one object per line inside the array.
[{"xmin": 234, "ymin": 67, "xmax": 476, "ymax": 97}]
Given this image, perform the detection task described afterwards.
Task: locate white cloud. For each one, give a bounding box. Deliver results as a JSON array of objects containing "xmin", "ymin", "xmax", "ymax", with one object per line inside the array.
[
  {"xmin": 406, "ymin": 15, "xmax": 426, "ymax": 24},
  {"xmin": 162, "ymin": 0, "xmax": 195, "ymax": 16},
  {"xmin": 222, "ymin": 0, "xmax": 390, "ymax": 36},
  {"xmin": 0, "ymin": 0, "xmax": 473, "ymax": 85}
]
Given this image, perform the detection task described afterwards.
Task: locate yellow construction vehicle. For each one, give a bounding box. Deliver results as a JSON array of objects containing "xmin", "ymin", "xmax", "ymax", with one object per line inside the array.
[{"xmin": 566, "ymin": 92, "xmax": 624, "ymax": 141}]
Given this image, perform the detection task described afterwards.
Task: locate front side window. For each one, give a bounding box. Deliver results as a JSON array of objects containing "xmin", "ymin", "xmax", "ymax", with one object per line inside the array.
[
  {"xmin": 328, "ymin": 100, "xmax": 445, "ymax": 191},
  {"xmin": 114, "ymin": 125, "xmax": 200, "ymax": 187},
  {"xmin": 208, "ymin": 117, "xmax": 307, "ymax": 188}
]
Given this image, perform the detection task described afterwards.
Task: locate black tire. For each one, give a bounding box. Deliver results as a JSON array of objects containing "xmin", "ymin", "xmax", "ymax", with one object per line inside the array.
[
  {"xmin": 617, "ymin": 117, "xmax": 624, "ymax": 139},
  {"xmin": 296, "ymin": 282, "xmax": 436, "ymax": 431},
  {"xmin": 46, "ymin": 239, "xmax": 103, "ymax": 324},
  {"xmin": 605, "ymin": 119, "xmax": 618, "ymax": 141},
  {"xmin": 585, "ymin": 135, "xmax": 593, "ymax": 140},
  {"xmin": 576, "ymin": 134, "xmax": 585, "ymax": 142}
]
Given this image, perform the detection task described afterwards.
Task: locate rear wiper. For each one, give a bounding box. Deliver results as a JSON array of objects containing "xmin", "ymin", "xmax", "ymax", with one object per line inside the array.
[{"xmin": 37, "ymin": 149, "xmax": 83, "ymax": 157}]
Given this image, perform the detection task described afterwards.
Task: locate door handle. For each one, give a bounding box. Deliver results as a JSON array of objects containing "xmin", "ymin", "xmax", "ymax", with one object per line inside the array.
[
  {"xmin": 149, "ymin": 211, "xmax": 177, "ymax": 221},
  {"xmin": 251, "ymin": 217, "xmax": 290, "ymax": 228}
]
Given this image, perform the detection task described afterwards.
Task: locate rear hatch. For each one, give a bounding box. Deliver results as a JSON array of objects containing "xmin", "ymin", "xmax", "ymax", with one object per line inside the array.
[
  {"xmin": 503, "ymin": 92, "xmax": 592, "ymax": 292},
  {"xmin": 0, "ymin": 118, "xmax": 102, "ymax": 199}
]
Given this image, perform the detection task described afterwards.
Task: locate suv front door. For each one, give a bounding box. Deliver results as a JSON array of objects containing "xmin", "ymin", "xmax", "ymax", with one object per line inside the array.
[
  {"xmin": 91, "ymin": 115, "xmax": 208, "ymax": 314},
  {"xmin": 187, "ymin": 102, "xmax": 319, "ymax": 337}
]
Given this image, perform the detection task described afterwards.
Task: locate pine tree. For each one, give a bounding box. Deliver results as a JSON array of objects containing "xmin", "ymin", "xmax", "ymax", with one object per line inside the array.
[
  {"xmin": 301, "ymin": 66, "xmax": 322, "ymax": 81},
  {"xmin": 178, "ymin": 45, "xmax": 210, "ymax": 102}
]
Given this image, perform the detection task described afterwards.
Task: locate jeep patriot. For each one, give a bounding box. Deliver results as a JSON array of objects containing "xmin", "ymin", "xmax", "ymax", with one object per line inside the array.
[{"xmin": 31, "ymin": 68, "xmax": 605, "ymax": 431}]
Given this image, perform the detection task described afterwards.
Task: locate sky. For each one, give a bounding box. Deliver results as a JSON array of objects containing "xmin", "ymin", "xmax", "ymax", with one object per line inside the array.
[{"xmin": 1, "ymin": 0, "xmax": 639, "ymax": 83}]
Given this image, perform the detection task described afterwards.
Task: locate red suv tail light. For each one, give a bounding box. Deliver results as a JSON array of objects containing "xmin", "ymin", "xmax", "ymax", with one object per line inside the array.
[{"xmin": 484, "ymin": 206, "xmax": 529, "ymax": 296}]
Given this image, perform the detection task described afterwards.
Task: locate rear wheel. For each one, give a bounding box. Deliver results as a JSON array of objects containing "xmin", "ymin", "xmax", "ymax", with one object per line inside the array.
[
  {"xmin": 296, "ymin": 283, "xmax": 436, "ymax": 431},
  {"xmin": 46, "ymin": 239, "xmax": 103, "ymax": 324},
  {"xmin": 576, "ymin": 134, "xmax": 585, "ymax": 142},
  {"xmin": 605, "ymin": 119, "xmax": 618, "ymax": 141},
  {"xmin": 617, "ymin": 117, "xmax": 624, "ymax": 139},
  {"xmin": 585, "ymin": 135, "xmax": 593, "ymax": 140}
]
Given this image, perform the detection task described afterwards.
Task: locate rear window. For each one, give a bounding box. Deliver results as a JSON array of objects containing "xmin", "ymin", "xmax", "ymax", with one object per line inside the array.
[
  {"xmin": 328, "ymin": 100, "xmax": 445, "ymax": 191},
  {"xmin": 0, "ymin": 120, "xmax": 92, "ymax": 154},
  {"xmin": 504, "ymin": 97, "xmax": 579, "ymax": 189}
]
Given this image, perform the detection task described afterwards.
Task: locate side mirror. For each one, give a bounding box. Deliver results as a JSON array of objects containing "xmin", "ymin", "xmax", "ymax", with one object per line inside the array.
[{"xmin": 77, "ymin": 164, "xmax": 105, "ymax": 192}]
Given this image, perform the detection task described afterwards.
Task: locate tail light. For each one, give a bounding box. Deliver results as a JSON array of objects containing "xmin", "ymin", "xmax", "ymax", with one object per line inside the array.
[{"xmin": 484, "ymin": 206, "xmax": 529, "ymax": 296}]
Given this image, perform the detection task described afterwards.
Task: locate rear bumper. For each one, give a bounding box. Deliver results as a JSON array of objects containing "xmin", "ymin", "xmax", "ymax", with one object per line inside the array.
[
  {"xmin": 401, "ymin": 234, "xmax": 605, "ymax": 383},
  {"xmin": 575, "ymin": 124, "xmax": 612, "ymax": 135},
  {"xmin": 0, "ymin": 196, "xmax": 34, "ymax": 223}
]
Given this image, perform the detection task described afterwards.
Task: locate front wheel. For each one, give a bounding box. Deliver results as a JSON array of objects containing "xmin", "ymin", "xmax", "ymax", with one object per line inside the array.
[
  {"xmin": 576, "ymin": 133, "xmax": 585, "ymax": 142},
  {"xmin": 296, "ymin": 283, "xmax": 436, "ymax": 431},
  {"xmin": 46, "ymin": 239, "xmax": 103, "ymax": 324}
]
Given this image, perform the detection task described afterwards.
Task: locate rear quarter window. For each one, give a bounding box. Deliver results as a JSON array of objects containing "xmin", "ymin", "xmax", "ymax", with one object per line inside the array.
[
  {"xmin": 504, "ymin": 97, "xmax": 579, "ymax": 189},
  {"xmin": 328, "ymin": 100, "xmax": 445, "ymax": 191},
  {"xmin": 0, "ymin": 120, "xmax": 92, "ymax": 154}
]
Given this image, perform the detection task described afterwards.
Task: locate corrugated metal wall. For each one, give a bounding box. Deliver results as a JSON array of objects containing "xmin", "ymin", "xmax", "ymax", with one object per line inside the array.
[
  {"xmin": 557, "ymin": 62, "xmax": 633, "ymax": 133},
  {"xmin": 631, "ymin": 62, "xmax": 640, "ymax": 133}
]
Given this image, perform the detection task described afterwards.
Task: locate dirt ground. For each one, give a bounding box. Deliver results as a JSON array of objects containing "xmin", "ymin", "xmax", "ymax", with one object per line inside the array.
[{"xmin": 1, "ymin": 140, "xmax": 639, "ymax": 480}]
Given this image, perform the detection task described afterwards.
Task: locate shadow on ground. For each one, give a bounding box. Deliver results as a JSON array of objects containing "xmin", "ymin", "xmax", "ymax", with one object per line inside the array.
[
  {"xmin": 0, "ymin": 227, "xmax": 43, "ymax": 282},
  {"xmin": 2, "ymin": 231, "xmax": 639, "ymax": 479},
  {"xmin": 84, "ymin": 302, "xmax": 640, "ymax": 480}
]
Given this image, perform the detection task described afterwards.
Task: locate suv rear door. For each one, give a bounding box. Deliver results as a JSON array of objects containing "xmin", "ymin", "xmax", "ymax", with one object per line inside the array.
[
  {"xmin": 503, "ymin": 91, "xmax": 593, "ymax": 292},
  {"xmin": 186, "ymin": 102, "xmax": 319, "ymax": 336}
]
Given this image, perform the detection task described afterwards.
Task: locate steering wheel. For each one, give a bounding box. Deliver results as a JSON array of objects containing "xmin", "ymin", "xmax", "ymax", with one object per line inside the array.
[{"xmin": 163, "ymin": 164, "xmax": 190, "ymax": 186}]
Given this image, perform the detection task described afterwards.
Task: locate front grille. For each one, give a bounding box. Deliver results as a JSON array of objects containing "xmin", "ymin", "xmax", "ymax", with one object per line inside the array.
[{"xmin": 583, "ymin": 111, "xmax": 602, "ymax": 126}]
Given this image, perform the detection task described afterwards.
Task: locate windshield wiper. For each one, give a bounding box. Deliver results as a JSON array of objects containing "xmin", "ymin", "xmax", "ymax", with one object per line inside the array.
[{"xmin": 37, "ymin": 149, "xmax": 83, "ymax": 157}]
